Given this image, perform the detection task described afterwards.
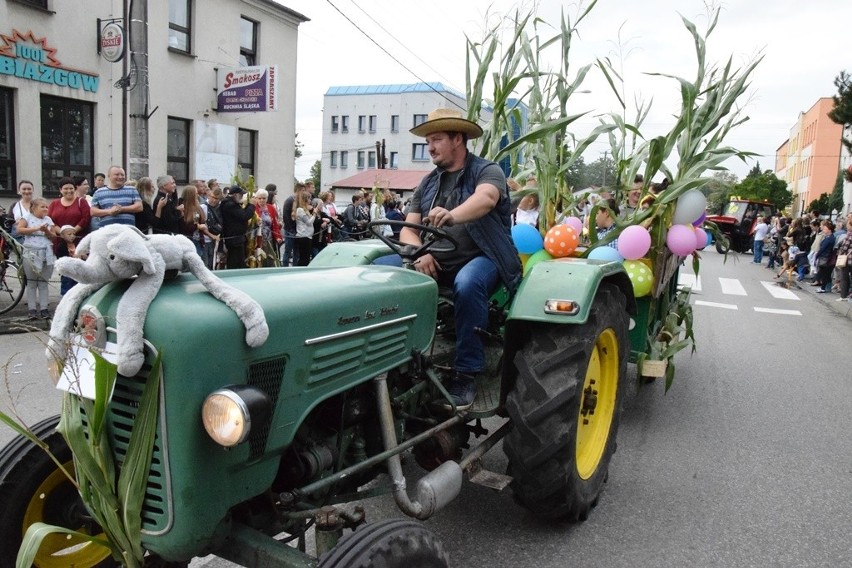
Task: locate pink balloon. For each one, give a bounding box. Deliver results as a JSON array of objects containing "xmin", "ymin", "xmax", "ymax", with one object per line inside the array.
[
  {"xmin": 617, "ymin": 225, "xmax": 652, "ymax": 260},
  {"xmin": 666, "ymin": 224, "xmax": 697, "ymax": 256},
  {"xmin": 694, "ymin": 227, "xmax": 708, "ymax": 250},
  {"xmin": 563, "ymin": 216, "xmax": 583, "ymax": 236}
]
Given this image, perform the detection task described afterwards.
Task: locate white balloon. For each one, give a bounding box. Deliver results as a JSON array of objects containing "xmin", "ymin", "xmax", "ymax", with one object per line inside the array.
[{"xmin": 673, "ymin": 190, "xmax": 707, "ymax": 225}]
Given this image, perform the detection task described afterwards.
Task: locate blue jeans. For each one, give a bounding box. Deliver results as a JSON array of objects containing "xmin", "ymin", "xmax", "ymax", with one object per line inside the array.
[
  {"xmin": 439, "ymin": 255, "xmax": 499, "ymax": 375},
  {"xmin": 753, "ymin": 241, "xmax": 763, "ymax": 263},
  {"xmin": 282, "ymin": 230, "xmax": 297, "ymax": 266}
]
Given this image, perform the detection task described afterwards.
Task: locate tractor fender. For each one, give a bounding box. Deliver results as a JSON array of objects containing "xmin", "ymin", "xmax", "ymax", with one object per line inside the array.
[{"xmin": 507, "ymin": 257, "xmax": 636, "ymax": 325}]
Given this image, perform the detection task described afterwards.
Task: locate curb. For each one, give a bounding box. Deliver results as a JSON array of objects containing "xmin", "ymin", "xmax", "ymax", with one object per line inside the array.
[
  {"xmin": 787, "ymin": 275, "xmax": 852, "ymax": 321},
  {"xmin": 0, "ymin": 278, "xmax": 60, "ymax": 335}
]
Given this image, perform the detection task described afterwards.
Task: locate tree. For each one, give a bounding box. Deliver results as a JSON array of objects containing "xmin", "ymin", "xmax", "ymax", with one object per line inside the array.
[
  {"xmin": 705, "ymin": 171, "xmax": 738, "ymax": 213},
  {"xmin": 308, "ymin": 160, "xmax": 321, "ymax": 188},
  {"xmin": 563, "ymin": 154, "xmax": 587, "ymax": 190},
  {"xmin": 745, "ymin": 162, "xmax": 762, "ymax": 179},
  {"xmin": 585, "ymin": 155, "xmax": 617, "ymax": 188},
  {"xmin": 808, "ymin": 194, "xmax": 830, "ymax": 215},
  {"xmin": 829, "ymin": 169, "xmax": 844, "ymax": 213},
  {"xmin": 294, "ymin": 133, "xmax": 304, "ymax": 160},
  {"xmin": 734, "ymin": 170, "xmax": 792, "ymax": 211},
  {"xmin": 828, "ymin": 71, "xmax": 852, "ymax": 153}
]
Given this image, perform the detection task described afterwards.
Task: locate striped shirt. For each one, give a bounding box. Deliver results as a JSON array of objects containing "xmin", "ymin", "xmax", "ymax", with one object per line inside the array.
[{"xmin": 91, "ymin": 186, "xmax": 141, "ymax": 227}]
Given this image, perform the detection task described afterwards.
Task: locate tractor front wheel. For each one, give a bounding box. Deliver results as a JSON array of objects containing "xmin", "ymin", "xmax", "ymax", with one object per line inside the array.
[
  {"xmin": 0, "ymin": 415, "xmax": 116, "ymax": 568},
  {"xmin": 318, "ymin": 518, "xmax": 449, "ymax": 568},
  {"xmin": 504, "ymin": 283, "xmax": 629, "ymax": 521}
]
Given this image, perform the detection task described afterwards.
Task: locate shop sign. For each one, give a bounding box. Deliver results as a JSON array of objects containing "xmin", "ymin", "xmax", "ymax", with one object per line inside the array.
[
  {"xmin": 216, "ymin": 65, "xmax": 278, "ymax": 112},
  {"xmin": 0, "ymin": 29, "xmax": 100, "ymax": 92},
  {"xmin": 99, "ymin": 21, "xmax": 125, "ymax": 63}
]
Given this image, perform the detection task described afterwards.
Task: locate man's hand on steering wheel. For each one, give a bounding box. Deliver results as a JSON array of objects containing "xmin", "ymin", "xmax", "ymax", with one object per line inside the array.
[{"xmin": 368, "ymin": 219, "xmax": 457, "ymax": 265}]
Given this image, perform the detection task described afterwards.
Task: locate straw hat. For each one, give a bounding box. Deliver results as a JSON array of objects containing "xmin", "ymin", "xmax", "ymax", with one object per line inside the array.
[{"xmin": 409, "ymin": 108, "xmax": 483, "ymax": 139}]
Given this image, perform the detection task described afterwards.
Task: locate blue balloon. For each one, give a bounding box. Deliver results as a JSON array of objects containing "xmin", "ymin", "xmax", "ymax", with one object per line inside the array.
[
  {"xmin": 511, "ymin": 223, "xmax": 544, "ymax": 254},
  {"xmin": 587, "ymin": 246, "xmax": 624, "ymax": 262}
]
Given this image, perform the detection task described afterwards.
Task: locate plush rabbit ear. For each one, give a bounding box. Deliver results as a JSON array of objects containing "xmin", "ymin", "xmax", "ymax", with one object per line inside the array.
[{"xmin": 108, "ymin": 229, "xmax": 157, "ymax": 275}]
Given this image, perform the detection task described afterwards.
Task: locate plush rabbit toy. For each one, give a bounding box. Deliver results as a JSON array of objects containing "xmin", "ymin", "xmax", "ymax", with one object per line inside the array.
[{"xmin": 48, "ymin": 224, "xmax": 269, "ymax": 376}]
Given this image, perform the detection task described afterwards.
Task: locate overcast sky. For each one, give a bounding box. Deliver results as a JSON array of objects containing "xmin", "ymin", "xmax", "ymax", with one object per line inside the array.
[{"xmin": 280, "ymin": 0, "xmax": 848, "ymax": 183}]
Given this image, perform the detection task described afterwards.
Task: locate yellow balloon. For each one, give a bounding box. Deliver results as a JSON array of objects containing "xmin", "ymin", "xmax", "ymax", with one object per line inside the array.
[{"xmin": 519, "ymin": 253, "xmax": 531, "ymax": 268}]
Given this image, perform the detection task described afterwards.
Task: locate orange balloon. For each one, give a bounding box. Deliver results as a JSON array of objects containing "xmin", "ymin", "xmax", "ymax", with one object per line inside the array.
[{"xmin": 544, "ymin": 225, "xmax": 579, "ymax": 258}]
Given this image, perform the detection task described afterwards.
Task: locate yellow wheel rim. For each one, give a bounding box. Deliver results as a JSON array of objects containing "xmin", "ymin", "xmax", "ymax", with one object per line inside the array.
[
  {"xmin": 22, "ymin": 461, "xmax": 112, "ymax": 567},
  {"xmin": 575, "ymin": 328, "xmax": 619, "ymax": 480}
]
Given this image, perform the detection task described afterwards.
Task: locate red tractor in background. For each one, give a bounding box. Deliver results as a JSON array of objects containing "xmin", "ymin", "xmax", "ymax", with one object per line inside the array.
[{"xmin": 706, "ymin": 197, "xmax": 777, "ymax": 254}]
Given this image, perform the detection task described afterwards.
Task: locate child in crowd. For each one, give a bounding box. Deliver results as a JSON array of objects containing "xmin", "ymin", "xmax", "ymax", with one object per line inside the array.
[
  {"xmin": 15, "ymin": 197, "xmax": 56, "ymax": 319},
  {"xmin": 56, "ymin": 224, "xmax": 78, "ymax": 295},
  {"xmin": 594, "ymin": 198, "xmax": 620, "ymax": 249}
]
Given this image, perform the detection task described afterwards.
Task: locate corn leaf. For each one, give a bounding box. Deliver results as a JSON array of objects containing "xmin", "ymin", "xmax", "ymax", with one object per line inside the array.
[{"xmin": 16, "ymin": 522, "xmax": 114, "ymax": 568}]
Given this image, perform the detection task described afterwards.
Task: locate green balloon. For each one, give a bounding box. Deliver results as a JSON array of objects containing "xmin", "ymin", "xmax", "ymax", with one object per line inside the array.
[
  {"xmin": 624, "ymin": 259, "xmax": 653, "ymax": 297},
  {"xmin": 523, "ymin": 249, "xmax": 554, "ymax": 277}
]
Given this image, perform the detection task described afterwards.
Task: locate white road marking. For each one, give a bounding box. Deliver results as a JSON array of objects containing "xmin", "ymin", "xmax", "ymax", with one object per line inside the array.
[
  {"xmin": 760, "ymin": 281, "xmax": 800, "ymax": 300},
  {"xmin": 754, "ymin": 307, "xmax": 802, "ymax": 316},
  {"xmin": 719, "ymin": 278, "xmax": 747, "ymax": 296},
  {"xmin": 678, "ymin": 273, "xmax": 702, "ymax": 291},
  {"xmin": 694, "ymin": 300, "xmax": 738, "ymax": 310}
]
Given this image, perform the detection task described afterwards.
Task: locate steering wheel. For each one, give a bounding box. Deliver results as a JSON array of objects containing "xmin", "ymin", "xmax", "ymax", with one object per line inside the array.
[{"xmin": 368, "ymin": 220, "xmax": 458, "ymax": 263}]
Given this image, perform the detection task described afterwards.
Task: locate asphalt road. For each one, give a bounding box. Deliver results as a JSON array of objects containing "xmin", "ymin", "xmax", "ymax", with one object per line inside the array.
[{"xmin": 1, "ymin": 249, "xmax": 851, "ymax": 566}]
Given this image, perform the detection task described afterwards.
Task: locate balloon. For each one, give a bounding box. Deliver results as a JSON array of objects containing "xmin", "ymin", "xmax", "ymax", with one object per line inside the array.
[
  {"xmin": 523, "ymin": 249, "xmax": 554, "ymax": 276},
  {"xmin": 519, "ymin": 253, "xmax": 531, "ymax": 268},
  {"xmin": 666, "ymin": 224, "xmax": 697, "ymax": 256},
  {"xmin": 692, "ymin": 212, "xmax": 707, "ymax": 227},
  {"xmin": 617, "ymin": 225, "xmax": 652, "ymax": 260},
  {"xmin": 624, "ymin": 259, "xmax": 653, "ymax": 297},
  {"xmin": 563, "ymin": 216, "xmax": 583, "ymax": 235},
  {"xmin": 673, "ymin": 190, "xmax": 708, "ymax": 225},
  {"xmin": 512, "ymin": 223, "xmax": 543, "ymax": 254},
  {"xmin": 694, "ymin": 228, "xmax": 708, "ymax": 250},
  {"xmin": 588, "ymin": 246, "xmax": 624, "ymax": 262},
  {"xmin": 544, "ymin": 225, "xmax": 579, "ymax": 258}
]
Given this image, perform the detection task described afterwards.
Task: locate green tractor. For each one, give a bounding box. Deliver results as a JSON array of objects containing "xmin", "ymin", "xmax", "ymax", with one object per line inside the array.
[{"xmin": 0, "ymin": 220, "xmax": 686, "ymax": 567}]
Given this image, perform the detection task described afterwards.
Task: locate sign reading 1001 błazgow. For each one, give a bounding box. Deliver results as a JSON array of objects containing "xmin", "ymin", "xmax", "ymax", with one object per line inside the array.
[{"xmin": 216, "ymin": 66, "xmax": 278, "ymax": 113}]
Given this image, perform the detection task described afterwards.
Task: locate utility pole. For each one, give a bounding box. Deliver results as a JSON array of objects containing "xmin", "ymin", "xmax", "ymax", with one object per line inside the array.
[
  {"xmin": 600, "ymin": 150, "xmax": 609, "ymax": 186},
  {"xmin": 126, "ymin": 0, "xmax": 149, "ymax": 181},
  {"xmin": 375, "ymin": 139, "xmax": 386, "ymax": 169}
]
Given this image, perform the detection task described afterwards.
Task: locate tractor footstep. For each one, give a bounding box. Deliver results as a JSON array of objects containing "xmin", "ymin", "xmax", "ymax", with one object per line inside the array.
[
  {"xmin": 468, "ymin": 373, "xmax": 501, "ymax": 418},
  {"xmin": 468, "ymin": 462, "xmax": 513, "ymax": 491}
]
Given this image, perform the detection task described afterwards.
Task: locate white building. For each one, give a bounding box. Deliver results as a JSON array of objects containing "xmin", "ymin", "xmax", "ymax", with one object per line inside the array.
[
  {"xmin": 321, "ymin": 82, "xmax": 474, "ymax": 192},
  {"xmin": 0, "ymin": 0, "xmax": 306, "ymax": 207}
]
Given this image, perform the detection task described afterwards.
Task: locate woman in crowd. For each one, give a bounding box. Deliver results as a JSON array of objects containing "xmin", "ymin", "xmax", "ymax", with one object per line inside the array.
[
  {"xmin": 9, "ymin": 180, "xmax": 35, "ymax": 242},
  {"xmin": 178, "ymin": 185, "xmax": 207, "ymax": 257},
  {"xmin": 47, "ymin": 176, "xmax": 91, "ymax": 245},
  {"xmin": 293, "ymin": 190, "xmax": 315, "ymax": 266},
  {"xmin": 73, "ymin": 175, "xmax": 91, "ymax": 202},
  {"xmin": 204, "ymin": 188, "xmax": 224, "ymax": 269},
  {"xmin": 835, "ymin": 216, "xmax": 852, "ymax": 302},
  {"xmin": 811, "ymin": 220, "xmax": 836, "ymax": 293},
  {"xmin": 254, "ymin": 188, "xmax": 282, "ymax": 266},
  {"xmin": 134, "ymin": 176, "xmax": 157, "ymax": 234},
  {"xmin": 319, "ymin": 190, "xmax": 343, "ymax": 242}
]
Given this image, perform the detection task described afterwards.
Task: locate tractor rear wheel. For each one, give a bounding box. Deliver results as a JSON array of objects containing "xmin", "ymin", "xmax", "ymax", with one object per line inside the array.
[
  {"xmin": 504, "ymin": 283, "xmax": 629, "ymax": 521},
  {"xmin": 318, "ymin": 518, "xmax": 448, "ymax": 568}
]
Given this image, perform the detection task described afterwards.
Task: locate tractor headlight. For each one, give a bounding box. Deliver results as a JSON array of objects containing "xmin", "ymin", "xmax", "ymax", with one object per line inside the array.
[{"xmin": 202, "ymin": 386, "xmax": 270, "ymax": 448}]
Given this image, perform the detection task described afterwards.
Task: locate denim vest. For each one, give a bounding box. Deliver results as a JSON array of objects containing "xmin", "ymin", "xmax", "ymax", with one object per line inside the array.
[{"xmin": 418, "ymin": 152, "xmax": 522, "ymax": 292}]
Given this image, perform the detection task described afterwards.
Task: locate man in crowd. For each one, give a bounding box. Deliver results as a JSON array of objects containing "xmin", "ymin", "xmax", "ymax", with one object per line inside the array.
[
  {"xmin": 400, "ymin": 108, "xmax": 521, "ymax": 410},
  {"xmin": 152, "ymin": 175, "xmax": 182, "ymax": 234},
  {"xmin": 220, "ymin": 185, "xmax": 256, "ymax": 269},
  {"xmin": 90, "ymin": 165, "xmax": 142, "ymax": 227},
  {"xmin": 280, "ymin": 183, "xmax": 306, "ymax": 265}
]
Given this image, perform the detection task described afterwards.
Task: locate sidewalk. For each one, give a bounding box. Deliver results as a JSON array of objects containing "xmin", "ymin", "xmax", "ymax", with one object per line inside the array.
[
  {"xmin": 0, "ymin": 275, "xmax": 61, "ymax": 335},
  {"xmin": 780, "ymin": 272, "xmax": 852, "ymax": 321}
]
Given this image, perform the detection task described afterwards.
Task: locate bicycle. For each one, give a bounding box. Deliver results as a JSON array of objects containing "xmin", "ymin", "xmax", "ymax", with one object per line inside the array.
[{"xmin": 0, "ymin": 210, "xmax": 27, "ymax": 315}]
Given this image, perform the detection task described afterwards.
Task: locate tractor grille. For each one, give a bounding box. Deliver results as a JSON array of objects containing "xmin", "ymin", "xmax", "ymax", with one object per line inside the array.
[
  {"xmin": 109, "ymin": 360, "xmax": 170, "ymax": 533},
  {"xmin": 309, "ymin": 318, "xmax": 412, "ymax": 384},
  {"xmin": 247, "ymin": 357, "xmax": 286, "ymax": 458}
]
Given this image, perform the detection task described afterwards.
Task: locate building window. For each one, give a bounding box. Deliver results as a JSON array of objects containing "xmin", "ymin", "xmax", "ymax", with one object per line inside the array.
[
  {"xmin": 357, "ymin": 151, "xmax": 365, "ymax": 169},
  {"xmin": 358, "ymin": 115, "xmax": 366, "ymax": 133},
  {"xmin": 14, "ymin": 0, "xmax": 49, "ymax": 10},
  {"xmin": 413, "ymin": 114, "xmax": 427, "ymax": 128},
  {"xmin": 368, "ymin": 151, "xmax": 376, "ymax": 168},
  {"xmin": 340, "ymin": 151, "xmax": 349, "ymax": 168},
  {"xmin": 40, "ymin": 95, "xmax": 93, "ymax": 197},
  {"xmin": 412, "ymin": 143, "xmax": 428, "ymax": 161},
  {"xmin": 330, "ymin": 151, "xmax": 338, "ymax": 168},
  {"xmin": 369, "ymin": 115, "xmax": 377, "ymax": 133},
  {"xmin": 331, "ymin": 115, "xmax": 339, "ymax": 133},
  {"xmin": 0, "ymin": 88, "xmax": 15, "ymax": 195},
  {"xmin": 389, "ymin": 151, "xmax": 398, "ymax": 169},
  {"xmin": 168, "ymin": 0, "xmax": 191, "ymax": 52},
  {"xmin": 238, "ymin": 128, "xmax": 256, "ymax": 180},
  {"xmin": 239, "ymin": 16, "xmax": 258, "ymax": 66},
  {"xmin": 341, "ymin": 116, "xmax": 349, "ymax": 133},
  {"xmin": 391, "ymin": 115, "xmax": 399, "ymax": 133},
  {"xmin": 167, "ymin": 117, "xmax": 190, "ymax": 184}
]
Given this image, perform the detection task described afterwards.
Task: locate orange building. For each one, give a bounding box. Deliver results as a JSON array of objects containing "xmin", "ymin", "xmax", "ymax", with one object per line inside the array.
[{"xmin": 774, "ymin": 97, "xmax": 843, "ymax": 216}]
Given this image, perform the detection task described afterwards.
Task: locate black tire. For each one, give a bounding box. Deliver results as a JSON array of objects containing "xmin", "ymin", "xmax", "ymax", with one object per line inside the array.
[
  {"xmin": 318, "ymin": 518, "xmax": 449, "ymax": 568},
  {"xmin": 715, "ymin": 239, "xmax": 729, "ymax": 254},
  {"xmin": 0, "ymin": 260, "xmax": 26, "ymax": 315},
  {"xmin": 0, "ymin": 415, "xmax": 116, "ymax": 567},
  {"xmin": 504, "ymin": 283, "xmax": 629, "ymax": 521}
]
